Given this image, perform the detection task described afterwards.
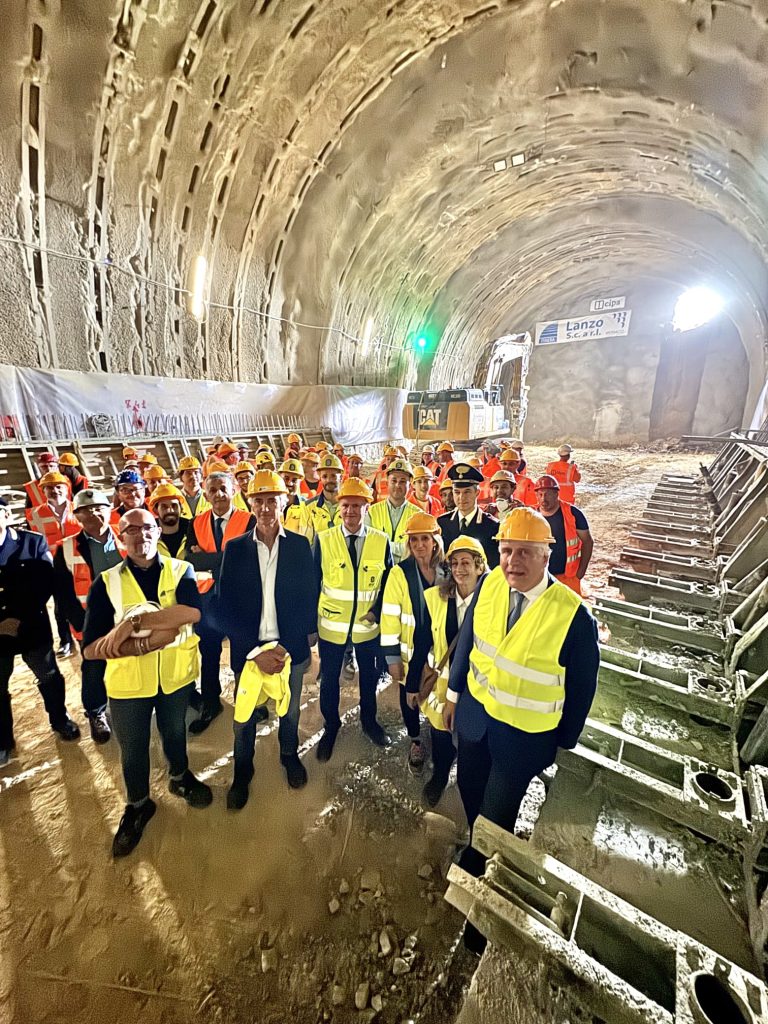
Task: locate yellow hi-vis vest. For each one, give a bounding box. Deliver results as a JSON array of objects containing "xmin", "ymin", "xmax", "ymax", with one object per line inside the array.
[
  {"xmin": 317, "ymin": 527, "xmax": 388, "ymax": 645},
  {"xmin": 234, "ymin": 643, "xmax": 292, "ymax": 723},
  {"xmin": 307, "ymin": 497, "xmax": 339, "ymax": 535},
  {"xmin": 101, "ymin": 557, "xmax": 201, "ymax": 699},
  {"xmin": 380, "ymin": 565, "xmax": 416, "ymax": 674},
  {"xmin": 181, "ymin": 491, "xmax": 210, "ymax": 520},
  {"xmin": 469, "ymin": 568, "xmax": 581, "ymax": 732},
  {"xmin": 367, "ymin": 500, "xmax": 421, "ymax": 563},
  {"xmin": 283, "ymin": 499, "xmax": 315, "ymax": 543},
  {"xmin": 422, "ymin": 587, "xmax": 451, "ymax": 733}
]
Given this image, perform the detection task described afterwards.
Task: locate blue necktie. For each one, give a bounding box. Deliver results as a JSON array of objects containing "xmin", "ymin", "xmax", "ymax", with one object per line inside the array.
[
  {"xmin": 507, "ymin": 591, "xmax": 524, "ymax": 632},
  {"xmin": 213, "ymin": 516, "xmax": 224, "ymax": 552}
]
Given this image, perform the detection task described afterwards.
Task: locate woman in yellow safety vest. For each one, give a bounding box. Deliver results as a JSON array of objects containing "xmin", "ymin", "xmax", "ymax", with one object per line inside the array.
[
  {"xmin": 408, "ymin": 536, "xmax": 488, "ymax": 807},
  {"xmin": 380, "ymin": 513, "xmax": 445, "ymax": 775}
]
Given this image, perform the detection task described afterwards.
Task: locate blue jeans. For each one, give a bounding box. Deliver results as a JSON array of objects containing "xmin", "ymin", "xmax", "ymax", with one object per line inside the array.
[{"xmin": 232, "ymin": 657, "xmax": 309, "ymax": 782}]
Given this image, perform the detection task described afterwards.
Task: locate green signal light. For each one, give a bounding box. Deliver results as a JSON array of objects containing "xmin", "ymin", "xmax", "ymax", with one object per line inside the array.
[{"xmin": 416, "ymin": 336, "xmax": 427, "ymax": 349}]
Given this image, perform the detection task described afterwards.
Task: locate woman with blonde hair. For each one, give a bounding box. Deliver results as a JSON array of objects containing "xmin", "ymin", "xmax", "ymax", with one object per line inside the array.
[
  {"xmin": 380, "ymin": 513, "xmax": 446, "ymax": 773},
  {"xmin": 408, "ymin": 535, "xmax": 488, "ymax": 806}
]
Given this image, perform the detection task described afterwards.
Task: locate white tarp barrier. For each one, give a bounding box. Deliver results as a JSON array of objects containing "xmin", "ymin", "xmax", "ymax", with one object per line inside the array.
[
  {"xmin": 0, "ymin": 363, "xmax": 408, "ymax": 446},
  {"xmin": 535, "ymin": 310, "xmax": 632, "ymax": 345}
]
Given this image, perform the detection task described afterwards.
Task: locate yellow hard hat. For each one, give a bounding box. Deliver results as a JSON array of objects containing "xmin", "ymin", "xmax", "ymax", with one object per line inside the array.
[
  {"xmin": 500, "ymin": 449, "xmax": 521, "ymax": 465},
  {"xmin": 205, "ymin": 459, "xmax": 230, "ymax": 475},
  {"xmin": 279, "ymin": 458, "xmax": 305, "ymax": 478},
  {"xmin": 319, "ymin": 453, "xmax": 344, "ymax": 472},
  {"xmin": 412, "ymin": 465, "xmax": 433, "ymax": 481},
  {"xmin": 404, "ymin": 512, "xmax": 441, "ymax": 535},
  {"xmin": 387, "ymin": 458, "xmax": 414, "ymax": 477},
  {"xmin": 466, "ymin": 456, "xmax": 482, "ymax": 468},
  {"xmin": 383, "ymin": 446, "xmax": 399, "ymax": 457},
  {"xmin": 178, "ymin": 455, "xmax": 201, "ymax": 471},
  {"xmin": 301, "ymin": 451, "xmax": 320, "ymax": 465},
  {"xmin": 333, "ymin": 443, "xmax": 345, "ymax": 453},
  {"xmin": 437, "ymin": 442, "xmax": 454, "ymax": 453},
  {"xmin": 256, "ymin": 444, "xmax": 273, "ymax": 454},
  {"xmin": 58, "ymin": 452, "xmax": 79, "ymax": 467},
  {"xmin": 122, "ymin": 446, "xmax": 139, "ymax": 459},
  {"xmin": 148, "ymin": 483, "xmax": 184, "ymax": 508},
  {"xmin": 446, "ymin": 536, "xmax": 487, "ymax": 562},
  {"xmin": 247, "ymin": 470, "xmax": 288, "ymax": 496},
  {"xmin": 490, "ymin": 470, "xmax": 516, "ymax": 486},
  {"xmin": 254, "ymin": 451, "xmax": 277, "ymax": 468},
  {"xmin": 316, "ymin": 441, "xmax": 330, "ymax": 452},
  {"xmin": 338, "ymin": 478, "xmax": 374, "ymax": 502},
  {"xmin": 348, "ymin": 452, "xmax": 363, "ymax": 464},
  {"xmin": 287, "ymin": 433, "xmax": 302, "ymax": 445},
  {"xmin": 39, "ymin": 471, "xmax": 68, "ymax": 487},
  {"xmin": 438, "ymin": 476, "xmax": 453, "ymax": 491},
  {"xmin": 234, "ymin": 461, "xmax": 255, "ymax": 476},
  {"xmin": 139, "ymin": 452, "xmax": 157, "ymax": 464},
  {"xmin": 494, "ymin": 507, "xmax": 554, "ymax": 544},
  {"xmin": 143, "ymin": 464, "xmax": 167, "ymax": 481}
]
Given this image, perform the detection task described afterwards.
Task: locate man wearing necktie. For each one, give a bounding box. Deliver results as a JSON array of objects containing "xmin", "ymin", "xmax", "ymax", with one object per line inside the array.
[
  {"xmin": 437, "ymin": 463, "xmax": 500, "ymax": 568},
  {"xmin": 187, "ymin": 472, "xmax": 254, "ymax": 733},
  {"xmin": 443, "ymin": 507, "xmax": 599, "ymax": 954},
  {"xmin": 314, "ymin": 478, "xmax": 394, "ymax": 762}
]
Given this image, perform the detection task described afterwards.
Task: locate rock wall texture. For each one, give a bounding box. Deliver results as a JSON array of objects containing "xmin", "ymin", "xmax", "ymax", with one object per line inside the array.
[{"xmin": 0, "ymin": 2, "xmax": 767, "ymax": 438}]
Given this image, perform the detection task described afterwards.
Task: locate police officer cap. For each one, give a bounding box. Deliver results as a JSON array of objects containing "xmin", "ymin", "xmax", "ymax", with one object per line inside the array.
[
  {"xmin": 446, "ymin": 463, "xmax": 484, "ymax": 487},
  {"xmin": 116, "ymin": 469, "xmax": 144, "ymax": 487}
]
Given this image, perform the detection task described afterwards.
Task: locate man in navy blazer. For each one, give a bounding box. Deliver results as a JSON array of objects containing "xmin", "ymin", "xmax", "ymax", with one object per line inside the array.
[
  {"xmin": 216, "ymin": 473, "xmax": 318, "ymax": 807},
  {"xmin": 437, "ymin": 463, "xmax": 500, "ymax": 568}
]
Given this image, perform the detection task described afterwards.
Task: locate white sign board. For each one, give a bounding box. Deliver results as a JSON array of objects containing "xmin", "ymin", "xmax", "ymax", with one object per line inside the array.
[
  {"xmin": 590, "ymin": 295, "xmax": 626, "ymax": 312},
  {"xmin": 535, "ymin": 310, "xmax": 632, "ymax": 345}
]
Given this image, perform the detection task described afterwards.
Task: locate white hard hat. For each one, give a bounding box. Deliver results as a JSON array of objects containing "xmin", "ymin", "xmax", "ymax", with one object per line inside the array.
[
  {"xmin": 73, "ymin": 488, "xmax": 112, "ymax": 511},
  {"xmin": 557, "ymin": 444, "xmax": 574, "ymax": 455}
]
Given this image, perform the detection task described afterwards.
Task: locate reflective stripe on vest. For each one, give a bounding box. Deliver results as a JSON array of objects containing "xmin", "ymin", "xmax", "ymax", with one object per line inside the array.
[
  {"xmin": 102, "ymin": 557, "xmax": 200, "ymax": 699},
  {"xmin": 368, "ymin": 500, "xmax": 420, "ymax": 564},
  {"xmin": 28, "ymin": 503, "xmax": 79, "ymax": 554},
  {"xmin": 192, "ymin": 508, "xmax": 252, "ymax": 592},
  {"xmin": 422, "ymin": 586, "xmax": 451, "ymax": 733},
  {"xmin": 379, "ymin": 568, "xmax": 416, "ymax": 667},
  {"xmin": 560, "ymin": 500, "xmax": 582, "ymax": 577},
  {"xmin": 317, "ymin": 527, "xmax": 388, "ymax": 645},
  {"xmin": 24, "ymin": 480, "xmax": 45, "ymax": 508},
  {"xmin": 468, "ymin": 567, "xmax": 580, "ymax": 733}
]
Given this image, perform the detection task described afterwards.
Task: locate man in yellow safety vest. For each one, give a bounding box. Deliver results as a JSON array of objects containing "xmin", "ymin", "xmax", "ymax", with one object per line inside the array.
[{"xmin": 367, "ymin": 458, "xmax": 421, "ymax": 563}]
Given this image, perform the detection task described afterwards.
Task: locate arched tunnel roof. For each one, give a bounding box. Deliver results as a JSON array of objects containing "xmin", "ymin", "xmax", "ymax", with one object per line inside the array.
[{"xmin": 1, "ymin": 0, "xmax": 767, "ymax": 415}]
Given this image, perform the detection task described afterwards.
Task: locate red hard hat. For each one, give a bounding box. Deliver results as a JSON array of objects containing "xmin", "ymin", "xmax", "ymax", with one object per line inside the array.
[{"xmin": 534, "ymin": 474, "xmax": 560, "ymax": 490}]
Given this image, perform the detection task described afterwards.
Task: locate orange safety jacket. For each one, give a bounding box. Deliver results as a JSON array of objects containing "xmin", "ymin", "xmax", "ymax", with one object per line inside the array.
[
  {"xmin": 369, "ymin": 466, "xmax": 390, "ymax": 501},
  {"xmin": 300, "ymin": 478, "xmax": 323, "ymax": 500},
  {"xmin": 28, "ymin": 502, "xmax": 81, "ymax": 555},
  {"xmin": 545, "ymin": 460, "xmax": 581, "ymax": 504},
  {"xmin": 559, "ymin": 500, "xmax": 583, "ymax": 579},
  {"xmin": 514, "ymin": 473, "xmax": 539, "ymax": 508},
  {"xmin": 478, "ymin": 457, "xmax": 502, "ymax": 503},
  {"xmin": 61, "ymin": 527, "xmax": 125, "ymax": 639},
  {"xmin": 192, "ymin": 508, "xmax": 252, "ymax": 592},
  {"xmin": 408, "ymin": 492, "xmax": 445, "ymax": 517}
]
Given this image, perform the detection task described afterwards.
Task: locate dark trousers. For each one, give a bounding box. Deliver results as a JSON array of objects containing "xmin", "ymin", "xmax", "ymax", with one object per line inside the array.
[
  {"xmin": 0, "ymin": 646, "xmax": 68, "ymax": 750},
  {"xmin": 81, "ymin": 655, "xmax": 108, "ymax": 716},
  {"xmin": 430, "ymin": 725, "xmax": 456, "ymax": 786},
  {"xmin": 196, "ymin": 598, "xmax": 225, "ymax": 709},
  {"xmin": 232, "ymin": 657, "xmax": 308, "ymax": 782},
  {"xmin": 109, "ymin": 684, "xmax": 191, "ymax": 804},
  {"xmin": 399, "ymin": 684, "xmax": 421, "ymax": 738},
  {"xmin": 457, "ymin": 723, "xmax": 556, "ymax": 878},
  {"xmin": 318, "ymin": 636, "xmax": 382, "ymax": 731},
  {"xmin": 53, "ymin": 597, "xmax": 72, "ymax": 647}
]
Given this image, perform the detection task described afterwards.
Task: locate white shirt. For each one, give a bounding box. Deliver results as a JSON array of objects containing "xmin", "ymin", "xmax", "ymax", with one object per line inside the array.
[
  {"xmin": 255, "ymin": 524, "xmax": 285, "ymax": 641},
  {"xmin": 455, "ymin": 591, "xmax": 473, "ymax": 630},
  {"xmin": 341, "ymin": 523, "xmax": 366, "ymax": 560}
]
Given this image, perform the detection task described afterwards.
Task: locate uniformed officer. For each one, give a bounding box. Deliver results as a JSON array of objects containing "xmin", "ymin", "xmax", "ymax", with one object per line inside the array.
[{"xmin": 437, "ymin": 464, "xmax": 500, "ymax": 568}]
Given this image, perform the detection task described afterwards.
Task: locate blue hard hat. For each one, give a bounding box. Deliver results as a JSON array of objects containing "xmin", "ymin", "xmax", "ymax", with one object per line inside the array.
[{"xmin": 116, "ymin": 469, "xmax": 144, "ymax": 487}]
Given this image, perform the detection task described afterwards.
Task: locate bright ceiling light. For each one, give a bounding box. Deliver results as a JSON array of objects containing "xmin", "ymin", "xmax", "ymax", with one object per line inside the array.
[
  {"xmin": 492, "ymin": 158, "xmax": 507, "ymax": 172},
  {"xmin": 186, "ymin": 254, "xmax": 208, "ymax": 321},
  {"xmin": 672, "ymin": 286, "xmax": 723, "ymax": 332},
  {"xmin": 511, "ymin": 152, "xmax": 525, "ymax": 167}
]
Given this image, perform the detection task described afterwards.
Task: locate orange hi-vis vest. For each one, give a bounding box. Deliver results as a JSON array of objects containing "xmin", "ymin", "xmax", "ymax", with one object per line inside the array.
[
  {"xmin": 408, "ymin": 492, "xmax": 444, "ymax": 517},
  {"xmin": 514, "ymin": 473, "xmax": 539, "ymax": 508},
  {"xmin": 192, "ymin": 508, "xmax": 252, "ymax": 592},
  {"xmin": 28, "ymin": 502, "xmax": 80, "ymax": 555},
  {"xmin": 370, "ymin": 466, "xmax": 389, "ymax": 501},
  {"xmin": 545, "ymin": 460, "xmax": 581, "ymax": 504},
  {"xmin": 559, "ymin": 500, "xmax": 583, "ymax": 579},
  {"xmin": 61, "ymin": 527, "xmax": 125, "ymax": 639},
  {"xmin": 23, "ymin": 480, "xmax": 45, "ymax": 511}
]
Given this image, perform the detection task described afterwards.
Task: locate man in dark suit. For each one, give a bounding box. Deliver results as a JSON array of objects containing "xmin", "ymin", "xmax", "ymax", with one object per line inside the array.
[
  {"xmin": 216, "ymin": 471, "xmax": 318, "ymax": 808},
  {"xmin": 437, "ymin": 463, "xmax": 500, "ymax": 568},
  {"xmin": 443, "ymin": 506, "xmax": 599, "ymax": 953},
  {"xmin": 0, "ymin": 497, "xmax": 80, "ymax": 766}
]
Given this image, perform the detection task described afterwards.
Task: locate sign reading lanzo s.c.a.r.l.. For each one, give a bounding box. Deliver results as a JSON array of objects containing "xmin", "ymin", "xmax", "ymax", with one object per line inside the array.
[{"xmin": 534, "ymin": 309, "xmax": 632, "ymax": 346}]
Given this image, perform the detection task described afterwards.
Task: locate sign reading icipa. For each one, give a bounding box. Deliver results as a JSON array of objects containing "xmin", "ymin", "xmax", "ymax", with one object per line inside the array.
[
  {"xmin": 590, "ymin": 295, "xmax": 626, "ymax": 312},
  {"xmin": 535, "ymin": 309, "xmax": 632, "ymax": 346}
]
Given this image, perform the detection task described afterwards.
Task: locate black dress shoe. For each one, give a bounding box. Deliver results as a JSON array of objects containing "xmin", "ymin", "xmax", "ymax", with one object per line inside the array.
[
  {"xmin": 169, "ymin": 770, "xmax": 213, "ymax": 808},
  {"xmin": 362, "ymin": 722, "xmax": 390, "ymax": 748},
  {"xmin": 188, "ymin": 703, "xmax": 222, "ymax": 735},
  {"xmin": 422, "ymin": 774, "xmax": 447, "ymax": 808},
  {"xmin": 226, "ymin": 781, "xmax": 249, "ymax": 810},
  {"xmin": 112, "ymin": 799, "xmax": 156, "ymax": 858},
  {"xmin": 281, "ymin": 753, "xmax": 308, "ymax": 789},
  {"xmin": 51, "ymin": 715, "xmax": 81, "ymax": 741},
  {"xmin": 316, "ymin": 728, "xmax": 339, "ymax": 763},
  {"xmin": 88, "ymin": 711, "xmax": 111, "ymax": 744}
]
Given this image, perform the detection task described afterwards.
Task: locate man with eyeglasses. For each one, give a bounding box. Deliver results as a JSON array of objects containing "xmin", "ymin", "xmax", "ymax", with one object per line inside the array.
[
  {"xmin": 82, "ymin": 508, "xmax": 211, "ymax": 857},
  {"xmin": 110, "ymin": 469, "xmax": 147, "ymax": 525}
]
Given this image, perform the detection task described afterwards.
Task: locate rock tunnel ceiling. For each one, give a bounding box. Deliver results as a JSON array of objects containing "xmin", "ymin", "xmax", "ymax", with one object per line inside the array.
[{"xmin": 2, "ymin": 0, "xmax": 768, "ymax": 420}]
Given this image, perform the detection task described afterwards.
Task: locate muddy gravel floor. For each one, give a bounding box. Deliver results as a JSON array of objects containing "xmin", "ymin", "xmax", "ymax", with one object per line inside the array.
[{"xmin": 4, "ymin": 441, "xmax": 751, "ymax": 1024}]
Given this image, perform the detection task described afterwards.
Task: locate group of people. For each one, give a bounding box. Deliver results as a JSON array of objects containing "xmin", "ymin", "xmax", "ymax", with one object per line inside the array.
[{"xmin": 1, "ymin": 434, "xmax": 599, "ymax": 913}]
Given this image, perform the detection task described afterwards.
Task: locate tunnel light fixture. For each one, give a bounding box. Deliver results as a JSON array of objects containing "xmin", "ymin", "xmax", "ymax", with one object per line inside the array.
[
  {"xmin": 186, "ymin": 254, "xmax": 208, "ymax": 321},
  {"xmin": 672, "ymin": 286, "xmax": 723, "ymax": 332},
  {"xmin": 511, "ymin": 152, "xmax": 526, "ymax": 167},
  {"xmin": 492, "ymin": 158, "xmax": 507, "ymax": 172},
  {"xmin": 361, "ymin": 316, "xmax": 374, "ymax": 356}
]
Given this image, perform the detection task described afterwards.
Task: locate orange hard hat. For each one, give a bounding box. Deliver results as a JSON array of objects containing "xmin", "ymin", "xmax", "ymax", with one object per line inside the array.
[
  {"xmin": 348, "ymin": 453, "xmax": 364, "ymax": 464},
  {"xmin": 404, "ymin": 512, "xmax": 441, "ymax": 535},
  {"xmin": 534, "ymin": 474, "xmax": 560, "ymax": 491},
  {"xmin": 247, "ymin": 470, "xmax": 288, "ymax": 496},
  {"xmin": 279, "ymin": 458, "xmax": 305, "ymax": 478},
  {"xmin": 494, "ymin": 507, "xmax": 555, "ymax": 544},
  {"xmin": 218, "ymin": 442, "xmax": 238, "ymax": 457},
  {"xmin": 39, "ymin": 471, "xmax": 68, "ymax": 487},
  {"xmin": 178, "ymin": 456, "xmax": 201, "ymax": 471},
  {"xmin": 338, "ymin": 478, "xmax": 374, "ymax": 503},
  {"xmin": 205, "ymin": 460, "xmax": 230, "ymax": 475},
  {"xmin": 148, "ymin": 483, "xmax": 184, "ymax": 508},
  {"xmin": 58, "ymin": 452, "xmax": 79, "ymax": 467},
  {"xmin": 143, "ymin": 465, "xmax": 167, "ymax": 481},
  {"xmin": 122, "ymin": 446, "xmax": 139, "ymax": 459}
]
